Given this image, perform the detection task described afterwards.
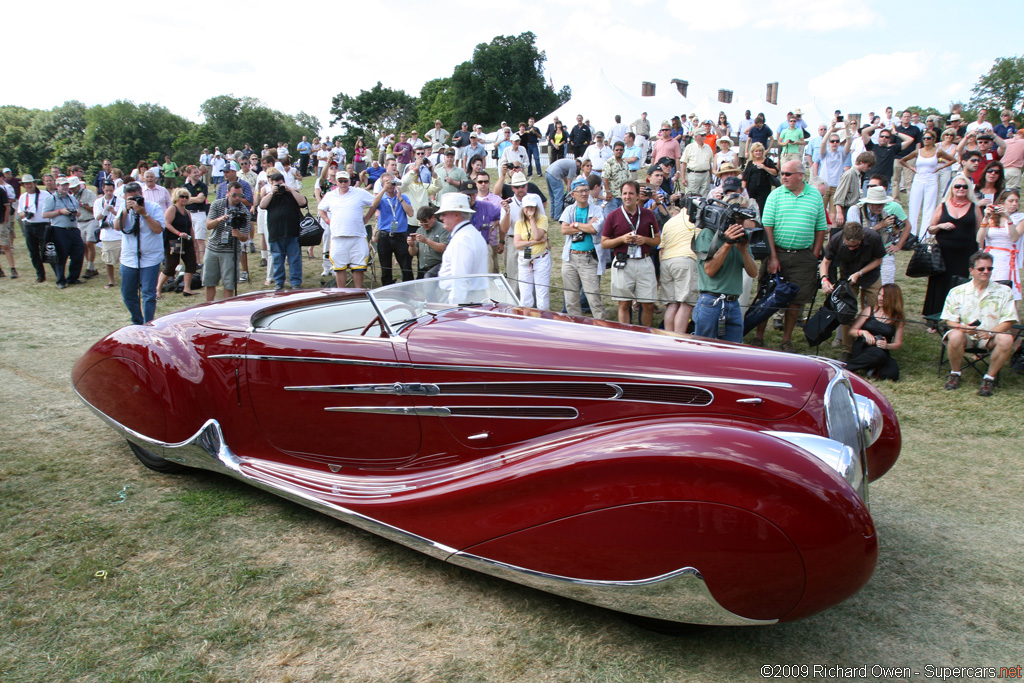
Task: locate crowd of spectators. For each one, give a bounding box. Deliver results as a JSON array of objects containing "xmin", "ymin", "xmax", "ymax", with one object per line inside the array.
[{"xmin": 2, "ymin": 103, "xmax": 1021, "ymax": 394}]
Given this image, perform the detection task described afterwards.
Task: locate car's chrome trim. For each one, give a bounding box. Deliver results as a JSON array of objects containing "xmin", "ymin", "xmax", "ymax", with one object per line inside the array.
[
  {"xmin": 448, "ymin": 553, "xmax": 775, "ymax": 626},
  {"xmin": 854, "ymin": 395, "xmax": 883, "ymax": 448},
  {"xmin": 324, "ymin": 405, "xmax": 580, "ymax": 420},
  {"xmin": 214, "ymin": 354, "xmax": 792, "ymax": 388},
  {"xmin": 286, "ymin": 381, "xmax": 714, "ymax": 407},
  {"xmin": 78, "ymin": 396, "xmax": 775, "ymax": 625}
]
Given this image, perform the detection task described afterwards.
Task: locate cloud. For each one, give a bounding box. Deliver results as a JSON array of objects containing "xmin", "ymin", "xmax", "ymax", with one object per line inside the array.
[
  {"xmin": 808, "ymin": 51, "xmax": 932, "ymax": 103},
  {"xmin": 669, "ymin": 0, "xmax": 880, "ymax": 30}
]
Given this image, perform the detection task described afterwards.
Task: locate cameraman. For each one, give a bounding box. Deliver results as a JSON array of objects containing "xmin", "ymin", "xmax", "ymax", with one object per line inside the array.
[
  {"xmin": 113, "ymin": 182, "xmax": 165, "ymax": 324},
  {"xmin": 203, "ymin": 181, "xmax": 250, "ymax": 301},
  {"xmin": 258, "ymin": 173, "xmax": 307, "ymax": 291},
  {"xmin": 692, "ymin": 193, "xmax": 758, "ymax": 342},
  {"xmin": 41, "ymin": 177, "xmax": 85, "ymax": 288}
]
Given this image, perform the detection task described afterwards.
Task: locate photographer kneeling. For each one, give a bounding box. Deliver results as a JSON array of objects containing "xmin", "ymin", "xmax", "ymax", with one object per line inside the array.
[
  {"xmin": 258, "ymin": 173, "xmax": 307, "ymax": 291},
  {"xmin": 113, "ymin": 182, "xmax": 165, "ymax": 325},
  {"xmin": 203, "ymin": 181, "xmax": 251, "ymax": 301},
  {"xmin": 692, "ymin": 193, "xmax": 759, "ymax": 342}
]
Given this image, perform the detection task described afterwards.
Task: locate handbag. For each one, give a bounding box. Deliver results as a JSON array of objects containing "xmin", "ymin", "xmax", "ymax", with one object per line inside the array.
[
  {"xmin": 905, "ymin": 237, "xmax": 945, "ymax": 278},
  {"xmin": 803, "ymin": 280, "xmax": 859, "ymax": 346},
  {"xmin": 42, "ymin": 226, "xmax": 58, "ymax": 267},
  {"xmin": 743, "ymin": 274, "xmax": 800, "ymax": 335},
  {"xmin": 298, "ymin": 209, "xmax": 324, "ymax": 247}
]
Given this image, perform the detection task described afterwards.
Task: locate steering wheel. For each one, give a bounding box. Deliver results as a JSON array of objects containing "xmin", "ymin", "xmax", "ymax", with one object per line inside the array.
[{"xmin": 359, "ymin": 302, "xmax": 420, "ymax": 336}]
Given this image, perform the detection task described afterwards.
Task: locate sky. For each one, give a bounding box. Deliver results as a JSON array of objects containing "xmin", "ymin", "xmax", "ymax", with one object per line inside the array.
[{"xmin": 11, "ymin": 0, "xmax": 1023, "ymax": 138}]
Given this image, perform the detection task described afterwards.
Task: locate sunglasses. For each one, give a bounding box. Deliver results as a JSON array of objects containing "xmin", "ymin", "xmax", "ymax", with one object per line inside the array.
[
  {"xmin": 986, "ymin": 169, "xmax": 1001, "ymax": 174},
  {"xmin": 829, "ymin": 139, "xmax": 840, "ymax": 143},
  {"xmin": 879, "ymin": 135, "xmax": 891, "ymax": 139},
  {"xmin": 780, "ymin": 171, "xmax": 800, "ymax": 177},
  {"xmin": 337, "ymin": 179, "xmax": 350, "ymax": 184},
  {"xmin": 952, "ymin": 184, "xmax": 969, "ymax": 189},
  {"xmin": 974, "ymin": 266, "xmax": 994, "ymax": 272},
  {"xmin": 923, "ymin": 137, "xmax": 935, "ymax": 141}
]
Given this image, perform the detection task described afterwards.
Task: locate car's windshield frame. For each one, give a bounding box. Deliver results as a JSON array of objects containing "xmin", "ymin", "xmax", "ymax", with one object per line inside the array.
[{"xmin": 367, "ymin": 274, "xmax": 520, "ymax": 335}]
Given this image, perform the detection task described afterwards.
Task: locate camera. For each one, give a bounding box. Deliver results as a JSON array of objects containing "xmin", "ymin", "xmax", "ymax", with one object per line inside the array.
[
  {"xmin": 641, "ymin": 185, "xmax": 654, "ymax": 197},
  {"xmin": 684, "ymin": 195, "xmax": 767, "ymax": 257},
  {"xmin": 276, "ymin": 184, "xmax": 288, "ymax": 194},
  {"xmin": 571, "ymin": 231, "xmax": 587, "ymax": 243},
  {"xmin": 23, "ymin": 209, "xmax": 34, "ymax": 220},
  {"xmin": 227, "ymin": 207, "xmax": 249, "ymax": 230}
]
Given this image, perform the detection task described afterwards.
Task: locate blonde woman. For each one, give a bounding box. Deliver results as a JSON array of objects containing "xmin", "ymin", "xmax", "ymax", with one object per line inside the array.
[
  {"xmin": 156, "ymin": 189, "xmax": 198, "ymax": 297},
  {"xmin": 741, "ymin": 142, "xmax": 778, "ymax": 215},
  {"xmin": 513, "ymin": 194, "xmax": 550, "ymax": 309}
]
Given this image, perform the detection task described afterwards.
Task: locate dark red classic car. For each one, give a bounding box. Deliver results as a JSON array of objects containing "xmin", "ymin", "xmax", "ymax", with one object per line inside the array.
[{"xmin": 73, "ymin": 275, "xmax": 900, "ymax": 626}]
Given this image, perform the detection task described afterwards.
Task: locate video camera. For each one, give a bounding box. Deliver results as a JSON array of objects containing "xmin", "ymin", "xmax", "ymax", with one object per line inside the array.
[{"xmin": 684, "ymin": 195, "xmax": 768, "ymax": 258}]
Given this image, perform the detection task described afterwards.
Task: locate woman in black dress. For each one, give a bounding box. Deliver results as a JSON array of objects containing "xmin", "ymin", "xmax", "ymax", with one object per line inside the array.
[
  {"xmin": 922, "ymin": 176, "xmax": 983, "ymax": 328},
  {"xmin": 741, "ymin": 142, "xmax": 778, "ymax": 216},
  {"xmin": 156, "ymin": 189, "xmax": 198, "ymax": 296},
  {"xmin": 846, "ymin": 283, "xmax": 905, "ymax": 380}
]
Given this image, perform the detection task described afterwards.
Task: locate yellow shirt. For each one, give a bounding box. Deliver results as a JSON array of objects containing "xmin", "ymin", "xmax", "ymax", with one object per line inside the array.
[
  {"xmin": 514, "ymin": 214, "xmax": 548, "ymax": 259},
  {"xmin": 660, "ymin": 211, "xmax": 698, "ymax": 260}
]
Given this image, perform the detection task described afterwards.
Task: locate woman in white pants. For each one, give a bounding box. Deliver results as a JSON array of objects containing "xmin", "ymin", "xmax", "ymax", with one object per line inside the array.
[
  {"xmin": 513, "ymin": 195, "xmax": 550, "ymax": 309},
  {"xmin": 897, "ymin": 131, "xmax": 956, "ymax": 240}
]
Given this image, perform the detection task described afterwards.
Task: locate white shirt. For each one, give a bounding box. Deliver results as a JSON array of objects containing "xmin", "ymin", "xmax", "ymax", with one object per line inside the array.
[
  {"xmin": 318, "ymin": 187, "xmax": 373, "ymax": 238},
  {"xmin": 500, "ymin": 145, "xmax": 528, "ymax": 168},
  {"xmin": 332, "ymin": 146, "xmax": 346, "ymax": 164},
  {"xmin": 966, "ymin": 121, "xmax": 995, "ymax": 136},
  {"xmin": 93, "ymin": 196, "xmax": 123, "ymax": 241},
  {"xmin": 608, "ymin": 123, "xmax": 629, "ymax": 144},
  {"xmin": 281, "ymin": 166, "xmax": 302, "ymax": 191},
  {"xmin": 583, "ymin": 144, "xmax": 613, "ymax": 171},
  {"xmin": 317, "ymin": 149, "xmax": 332, "ymax": 168},
  {"xmin": 500, "ymin": 193, "xmax": 547, "ymax": 226},
  {"xmin": 116, "ymin": 201, "xmax": 166, "ymax": 268},
  {"xmin": 18, "ymin": 190, "xmax": 52, "ymax": 224},
  {"xmin": 212, "ymin": 157, "xmax": 226, "ymax": 174},
  {"xmin": 439, "ymin": 220, "xmax": 489, "ymax": 304}
]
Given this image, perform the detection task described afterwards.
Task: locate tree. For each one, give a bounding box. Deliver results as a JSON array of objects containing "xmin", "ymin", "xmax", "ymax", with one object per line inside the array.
[
  {"xmin": 84, "ymin": 101, "xmax": 192, "ymax": 174},
  {"xmin": 0, "ymin": 106, "xmax": 46, "ymax": 176},
  {"xmin": 26, "ymin": 101, "xmax": 89, "ymax": 173},
  {"xmin": 329, "ymin": 82, "xmax": 418, "ymax": 142},
  {"xmin": 449, "ymin": 32, "xmax": 569, "ymax": 131},
  {"xmin": 198, "ymin": 95, "xmax": 315, "ymax": 152},
  {"xmin": 969, "ymin": 56, "xmax": 1024, "ymax": 119},
  {"xmin": 415, "ymin": 77, "xmax": 458, "ymax": 135}
]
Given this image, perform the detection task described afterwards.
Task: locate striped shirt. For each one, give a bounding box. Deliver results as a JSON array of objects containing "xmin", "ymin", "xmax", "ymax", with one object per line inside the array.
[{"xmin": 762, "ymin": 183, "xmax": 827, "ymax": 250}]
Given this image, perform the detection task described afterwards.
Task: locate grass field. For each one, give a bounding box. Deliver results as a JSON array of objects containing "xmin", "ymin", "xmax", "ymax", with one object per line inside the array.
[{"xmin": 1, "ymin": 176, "xmax": 1023, "ymax": 682}]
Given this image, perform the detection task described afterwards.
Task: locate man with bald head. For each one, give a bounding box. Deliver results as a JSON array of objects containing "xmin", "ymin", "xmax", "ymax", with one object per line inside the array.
[{"xmin": 752, "ymin": 160, "xmax": 828, "ymax": 351}]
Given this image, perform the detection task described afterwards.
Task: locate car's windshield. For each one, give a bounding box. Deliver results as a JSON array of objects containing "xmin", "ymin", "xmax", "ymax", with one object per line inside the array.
[{"xmin": 367, "ymin": 275, "xmax": 519, "ymax": 332}]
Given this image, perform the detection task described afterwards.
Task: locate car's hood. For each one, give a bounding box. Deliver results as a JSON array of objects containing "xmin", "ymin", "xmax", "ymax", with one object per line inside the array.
[{"xmin": 403, "ymin": 307, "xmax": 826, "ymax": 420}]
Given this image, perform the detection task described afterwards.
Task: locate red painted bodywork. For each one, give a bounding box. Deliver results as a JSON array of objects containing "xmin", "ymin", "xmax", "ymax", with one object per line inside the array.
[{"xmin": 72, "ymin": 288, "xmax": 900, "ymax": 623}]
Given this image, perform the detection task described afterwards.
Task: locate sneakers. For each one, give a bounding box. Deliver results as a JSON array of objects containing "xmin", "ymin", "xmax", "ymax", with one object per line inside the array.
[
  {"xmin": 944, "ymin": 373, "xmax": 961, "ymax": 391},
  {"xmin": 780, "ymin": 341, "xmax": 797, "ymax": 353},
  {"xmin": 839, "ymin": 351, "xmax": 851, "ymax": 363},
  {"xmin": 750, "ymin": 338, "xmax": 765, "ymax": 347},
  {"xmin": 978, "ymin": 377, "xmax": 995, "ymax": 397},
  {"xmin": 10, "ymin": 268, "xmax": 18, "ymax": 279},
  {"xmin": 259, "ymin": 258, "xmax": 267, "ymax": 267},
  {"xmin": 238, "ymin": 271, "xmax": 249, "ymax": 283}
]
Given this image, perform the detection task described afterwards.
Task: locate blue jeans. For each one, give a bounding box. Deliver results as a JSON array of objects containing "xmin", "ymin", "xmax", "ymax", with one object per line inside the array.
[
  {"xmin": 120, "ymin": 263, "xmax": 161, "ymax": 325},
  {"xmin": 526, "ymin": 143, "xmax": 542, "ymax": 175},
  {"xmin": 606, "ymin": 197, "xmax": 623, "ymax": 212},
  {"xmin": 270, "ymin": 236, "xmax": 302, "ymax": 288},
  {"xmin": 547, "ymin": 174, "xmax": 565, "ymax": 220},
  {"xmin": 693, "ymin": 293, "xmax": 743, "ymax": 343}
]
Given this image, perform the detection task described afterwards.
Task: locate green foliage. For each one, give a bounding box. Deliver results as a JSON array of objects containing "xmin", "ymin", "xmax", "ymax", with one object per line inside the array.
[
  {"xmin": 415, "ymin": 77, "xmax": 458, "ymax": 136},
  {"xmin": 83, "ymin": 101, "xmax": 192, "ymax": 175},
  {"xmin": 0, "ymin": 106, "xmax": 46, "ymax": 177},
  {"xmin": 903, "ymin": 105, "xmax": 943, "ymax": 120},
  {"xmin": 450, "ymin": 32, "xmax": 568, "ymax": 130},
  {"xmin": 969, "ymin": 55, "xmax": 1024, "ymax": 118},
  {"xmin": 197, "ymin": 94, "xmax": 315, "ymax": 154},
  {"xmin": 329, "ymin": 81, "xmax": 419, "ymax": 152},
  {"xmin": 26, "ymin": 100, "xmax": 89, "ymax": 174}
]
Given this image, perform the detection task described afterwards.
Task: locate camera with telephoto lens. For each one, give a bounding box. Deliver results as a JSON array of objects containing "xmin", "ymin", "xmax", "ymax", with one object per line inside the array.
[
  {"xmin": 227, "ymin": 206, "xmax": 249, "ymax": 230},
  {"xmin": 684, "ymin": 195, "xmax": 767, "ymax": 257}
]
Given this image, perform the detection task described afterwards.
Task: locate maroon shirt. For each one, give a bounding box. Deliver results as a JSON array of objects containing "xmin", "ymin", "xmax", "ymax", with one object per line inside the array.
[{"xmin": 601, "ymin": 205, "xmax": 659, "ymax": 257}]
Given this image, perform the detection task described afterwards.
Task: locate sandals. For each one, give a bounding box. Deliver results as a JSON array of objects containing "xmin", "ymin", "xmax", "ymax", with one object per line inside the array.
[{"xmin": 104, "ymin": 283, "xmax": 116, "ymax": 289}]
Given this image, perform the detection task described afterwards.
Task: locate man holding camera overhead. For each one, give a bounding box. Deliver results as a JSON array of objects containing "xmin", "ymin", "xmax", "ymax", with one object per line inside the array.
[
  {"xmin": 113, "ymin": 182, "xmax": 165, "ymax": 324},
  {"xmin": 691, "ymin": 192, "xmax": 759, "ymax": 342}
]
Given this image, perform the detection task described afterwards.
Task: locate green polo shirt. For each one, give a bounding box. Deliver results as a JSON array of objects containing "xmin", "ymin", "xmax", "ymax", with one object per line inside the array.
[
  {"xmin": 762, "ymin": 183, "xmax": 827, "ymax": 250},
  {"xmin": 778, "ymin": 128, "xmax": 804, "ymax": 154}
]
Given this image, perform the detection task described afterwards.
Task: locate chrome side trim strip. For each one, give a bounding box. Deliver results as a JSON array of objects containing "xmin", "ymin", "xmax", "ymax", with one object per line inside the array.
[
  {"xmin": 78, "ymin": 390, "xmax": 777, "ymax": 625},
  {"xmin": 448, "ymin": 553, "xmax": 775, "ymax": 626},
  {"xmin": 214, "ymin": 354, "xmax": 792, "ymax": 388},
  {"xmin": 324, "ymin": 405, "xmax": 579, "ymax": 420}
]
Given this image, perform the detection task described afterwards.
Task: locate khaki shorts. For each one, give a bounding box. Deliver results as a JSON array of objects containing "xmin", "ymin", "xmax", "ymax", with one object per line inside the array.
[
  {"xmin": 659, "ymin": 256, "xmax": 700, "ymax": 304},
  {"xmin": 100, "ymin": 240, "xmax": 122, "ymax": 265},
  {"xmin": 611, "ymin": 256, "xmax": 658, "ymax": 302},
  {"xmin": 0, "ymin": 219, "xmax": 13, "ymax": 247},
  {"xmin": 203, "ymin": 250, "xmax": 240, "ymax": 289},
  {"xmin": 759, "ymin": 247, "xmax": 819, "ymax": 306}
]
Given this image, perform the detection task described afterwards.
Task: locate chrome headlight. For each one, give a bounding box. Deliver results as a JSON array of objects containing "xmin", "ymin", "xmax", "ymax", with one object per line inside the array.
[
  {"xmin": 764, "ymin": 431, "xmax": 864, "ymax": 498},
  {"xmin": 854, "ymin": 395, "xmax": 883, "ymax": 447}
]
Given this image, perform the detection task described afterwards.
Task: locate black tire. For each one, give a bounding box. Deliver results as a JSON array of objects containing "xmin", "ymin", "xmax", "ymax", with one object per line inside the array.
[{"xmin": 127, "ymin": 440, "xmax": 188, "ymax": 474}]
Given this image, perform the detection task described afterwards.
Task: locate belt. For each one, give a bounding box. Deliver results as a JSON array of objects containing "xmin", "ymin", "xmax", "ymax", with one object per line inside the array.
[
  {"xmin": 777, "ymin": 247, "xmax": 810, "ymax": 253},
  {"xmin": 700, "ymin": 292, "xmax": 739, "ymax": 302},
  {"xmin": 689, "ymin": 169, "xmax": 708, "ymax": 174}
]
